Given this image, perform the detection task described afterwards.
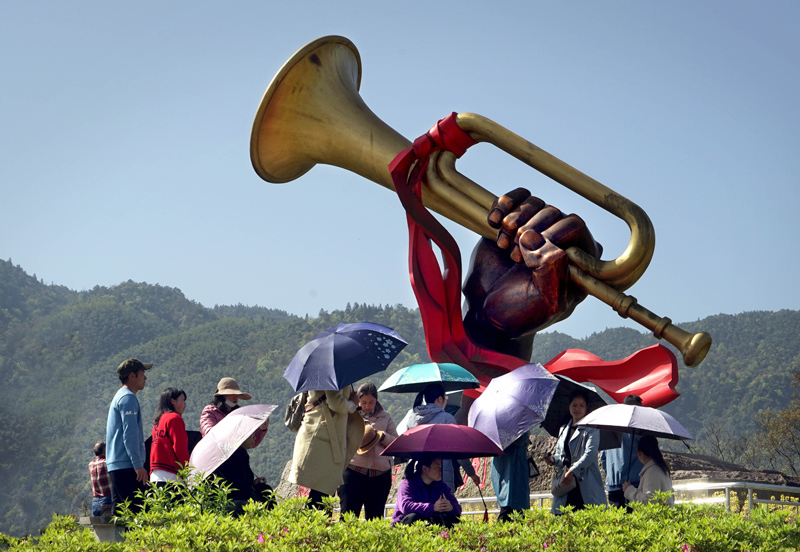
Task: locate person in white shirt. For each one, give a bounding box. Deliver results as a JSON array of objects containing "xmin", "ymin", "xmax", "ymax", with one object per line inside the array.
[{"xmin": 622, "ymin": 435, "xmax": 674, "ymax": 507}]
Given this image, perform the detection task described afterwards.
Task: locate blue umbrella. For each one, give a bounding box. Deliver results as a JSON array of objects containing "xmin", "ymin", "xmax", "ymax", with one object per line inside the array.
[
  {"xmin": 468, "ymin": 363, "xmax": 559, "ymax": 449},
  {"xmin": 378, "ymin": 362, "xmax": 479, "ymax": 393},
  {"xmin": 284, "ymin": 322, "xmax": 407, "ymax": 393}
]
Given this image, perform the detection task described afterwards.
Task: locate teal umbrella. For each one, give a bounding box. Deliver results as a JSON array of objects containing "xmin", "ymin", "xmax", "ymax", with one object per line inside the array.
[{"xmin": 378, "ymin": 362, "xmax": 479, "ymax": 393}]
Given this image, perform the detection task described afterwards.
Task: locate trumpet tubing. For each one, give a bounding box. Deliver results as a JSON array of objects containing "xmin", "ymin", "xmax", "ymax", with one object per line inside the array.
[{"xmin": 568, "ymin": 267, "xmax": 712, "ymax": 367}]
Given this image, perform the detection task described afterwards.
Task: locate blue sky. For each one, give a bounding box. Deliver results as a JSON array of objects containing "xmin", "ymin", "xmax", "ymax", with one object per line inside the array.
[{"xmin": 2, "ymin": 1, "xmax": 798, "ymax": 340}]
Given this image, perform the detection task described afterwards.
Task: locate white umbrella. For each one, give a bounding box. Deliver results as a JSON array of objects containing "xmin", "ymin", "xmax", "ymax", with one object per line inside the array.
[
  {"xmin": 575, "ymin": 404, "xmax": 693, "ymax": 440},
  {"xmin": 189, "ymin": 403, "xmax": 277, "ymax": 481}
]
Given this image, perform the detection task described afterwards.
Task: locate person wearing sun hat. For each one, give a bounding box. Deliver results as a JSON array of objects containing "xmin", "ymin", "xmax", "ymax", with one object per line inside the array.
[
  {"xmin": 106, "ymin": 358, "xmax": 152, "ymax": 513},
  {"xmin": 199, "ymin": 377, "xmax": 268, "ymax": 447}
]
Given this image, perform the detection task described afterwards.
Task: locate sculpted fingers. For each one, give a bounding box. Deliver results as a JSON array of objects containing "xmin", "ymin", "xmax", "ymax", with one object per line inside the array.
[
  {"xmin": 488, "ymin": 188, "xmax": 531, "ymax": 228},
  {"xmin": 516, "ymin": 230, "xmax": 548, "ymax": 267},
  {"xmin": 496, "ymin": 196, "xmax": 546, "ymax": 250},
  {"xmin": 519, "ymin": 205, "xmax": 563, "ymax": 234},
  {"xmin": 504, "ymin": 204, "xmax": 561, "ymax": 259},
  {"xmin": 512, "ymin": 208, "xmax": 603, "ymax": 266},
  {"xmin": 541, "ymin": 214, "xmax": 603, "ymax": 258}
]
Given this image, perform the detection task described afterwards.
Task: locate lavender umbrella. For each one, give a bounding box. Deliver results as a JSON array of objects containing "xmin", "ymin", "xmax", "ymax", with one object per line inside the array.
[
  {"xmin": 467, "ymin": 363, "xmax": 559, "ymax": 450},
  {"xmin": 576, "ymin": 404, "xmax": 692, "ymax": 480},
  {"xmin": 189, "ymin": 404, "xmax": 277, "ymax": 481}
]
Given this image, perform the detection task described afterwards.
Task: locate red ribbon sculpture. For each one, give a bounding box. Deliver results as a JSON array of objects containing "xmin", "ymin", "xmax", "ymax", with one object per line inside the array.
[{"xmin": 389, "ymin": 113, "xmax": 679, "ymax": 408}]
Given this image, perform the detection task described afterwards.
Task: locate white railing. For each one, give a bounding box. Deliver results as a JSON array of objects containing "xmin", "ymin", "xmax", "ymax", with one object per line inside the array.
[
  {"xmin": 381, "ymin": 481, "xmax": 800, "ymax": 519},
  {"xmin": 672, "ymin": 481, "xmax": 800, "ymax": 513}
]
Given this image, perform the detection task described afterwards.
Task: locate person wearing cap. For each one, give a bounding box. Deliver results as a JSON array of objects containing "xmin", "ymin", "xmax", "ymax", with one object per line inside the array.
[
  {"xmin": 600, "ymin": 394, "xmax": 645, "ymax": 510},
  {"xmin": 106, "ymin": 358, "xmax": 152, "ymax": 513},
  {"xmin": 199, "ymin": 377, "xmax": 268, "ymax": 447},
  {"xmin": 337, "ymin": 382, "xmax": 398, "ymax": 519}
]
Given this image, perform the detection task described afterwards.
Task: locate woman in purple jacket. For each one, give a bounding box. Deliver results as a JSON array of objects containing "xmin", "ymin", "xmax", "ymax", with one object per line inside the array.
[{"xmin": 391, "ymin": 454, "xmax": 461, "ymax": 527}]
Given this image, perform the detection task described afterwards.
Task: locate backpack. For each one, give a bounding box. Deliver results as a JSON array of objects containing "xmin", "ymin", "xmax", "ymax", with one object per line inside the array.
[
  {"xmin": 284, "ymin": 391, "xmax": 308, "ymax": 432},
  {"xmin": 284, "ymin": 392, "xmax": 327, "ymax": 432}
]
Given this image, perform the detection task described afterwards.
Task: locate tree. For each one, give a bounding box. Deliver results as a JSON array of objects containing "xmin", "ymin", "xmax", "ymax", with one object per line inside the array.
[
  {"xmin": 754, "ymin": 370, "xmax": 800, "ymax": 476},
  {"xmin": 694, "ymin": 420, "xmax": 751, "ymax": 466}
]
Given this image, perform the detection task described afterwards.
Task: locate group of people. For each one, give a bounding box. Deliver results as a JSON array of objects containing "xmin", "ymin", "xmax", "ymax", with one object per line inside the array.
[
  {"xmin": 543, "ymin": 392, "xmax": 674, "ymax": 515},
  {"xmin": 387, "ymin": 387, "xmax": 674, "ymax": 526},
  {"xmin": 287, "ymin": 380, "xmax": 470, "ymax": 526},
  {"xmin": 92, "ymin": 359, "xmax": 272, "ymax": 516},
  {"xmin": 287, "ymin": 382, "xmax": 398, "ymax": 517},
  {"xmin": 92, "ymin": 358, "xmax": 674, "ymax": 524}
]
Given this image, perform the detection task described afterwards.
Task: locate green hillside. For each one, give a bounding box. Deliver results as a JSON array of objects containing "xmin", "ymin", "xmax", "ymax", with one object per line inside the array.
[{"xmin": 1, "ymin": 258, "xmax": 798, "ymax": 537}]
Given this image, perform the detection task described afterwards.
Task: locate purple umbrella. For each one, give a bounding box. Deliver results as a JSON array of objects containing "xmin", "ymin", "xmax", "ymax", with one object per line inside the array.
[
  {"xmin": 381, "ymin": 424, "xmax": 503, "ymax": 460},
  {"xmin": 284, "ymin": 322, "xmax": 407, "ymax": 393},
  {"xmin": 467, "ymin": 363, "xmax": 559, "ymax": 450},
  {"xmin": 189, "ymin": 404, "xmax": 277, "ymax": 481}
]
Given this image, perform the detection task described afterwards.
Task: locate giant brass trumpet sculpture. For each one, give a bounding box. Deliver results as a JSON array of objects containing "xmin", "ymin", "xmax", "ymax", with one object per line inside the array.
[{"xmin": 250, "ymin": 36, "xmax": 712, "ymax": 367}]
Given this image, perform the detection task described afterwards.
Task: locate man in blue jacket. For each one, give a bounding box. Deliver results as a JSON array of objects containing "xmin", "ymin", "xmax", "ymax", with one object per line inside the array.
[
  {"xmin": 106, "ymin": 358, "xmax": 152, "ymax": 513},
  {"xmin": 600, "ymin": 395, "xmax": 644, "ymax": 509}
]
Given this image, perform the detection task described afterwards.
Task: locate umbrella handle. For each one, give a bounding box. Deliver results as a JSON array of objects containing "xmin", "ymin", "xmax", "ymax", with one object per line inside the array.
[
  {"xmin": 627, "ymin": 442, "xmax": 633, "ymax": 481},
  {"xmin": 477, "ymin": 485, "xmax": 487, "ymax": 509},
  {"xmin": 477, "ymin": 486, "xmax": 489, "ymax": 523}
]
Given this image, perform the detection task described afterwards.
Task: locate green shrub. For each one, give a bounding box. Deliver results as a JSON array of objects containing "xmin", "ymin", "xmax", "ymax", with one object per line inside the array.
[
  {"xmin": 3, "ymin": 514, "xmax": 113, "ymax": 551},
  {"xmin": 3, "ymin": 491, "xmax": 798, "ymax": 551}
]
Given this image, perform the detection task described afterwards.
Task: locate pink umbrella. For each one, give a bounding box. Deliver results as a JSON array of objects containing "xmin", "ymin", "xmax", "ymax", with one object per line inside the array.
[
  {"xmin": 380, "ymin": 423, "xmax": 503, "ymax": 460},
  {"xmin": 189, "ymin": 403, "xmax": 277, "ymax": 481}
]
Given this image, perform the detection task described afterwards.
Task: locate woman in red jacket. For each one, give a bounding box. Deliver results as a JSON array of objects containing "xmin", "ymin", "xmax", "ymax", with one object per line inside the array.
[{"xmin": 150, "ymin": 388, "xmax": 190, "ymax": 483}]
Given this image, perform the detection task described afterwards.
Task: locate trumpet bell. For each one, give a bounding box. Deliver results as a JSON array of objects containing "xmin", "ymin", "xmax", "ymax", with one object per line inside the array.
[{"xmin": 250, "ymin": 35, "xmax": 409, "ymax": 189}]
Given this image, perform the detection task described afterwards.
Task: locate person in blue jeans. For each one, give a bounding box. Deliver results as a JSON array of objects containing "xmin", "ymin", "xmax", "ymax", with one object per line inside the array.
[{"xmin": 88, "ymin": 441, "xmax": 112, "ymax": 517}]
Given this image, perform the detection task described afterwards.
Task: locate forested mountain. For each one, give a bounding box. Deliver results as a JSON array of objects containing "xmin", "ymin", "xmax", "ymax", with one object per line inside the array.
[{"xmin": 1, "ymin": 258, "xmax": 798, "ymax": 537}]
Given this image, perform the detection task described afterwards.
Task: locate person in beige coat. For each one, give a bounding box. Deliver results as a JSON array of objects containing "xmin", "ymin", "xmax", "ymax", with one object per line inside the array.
[
  {"xmin": 622, "ymin": 435, "xmax": 675, "ymax": 507},
  {"xmin": 289, "ymin": 386, "xmax": 364, "ymax": 508}
]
